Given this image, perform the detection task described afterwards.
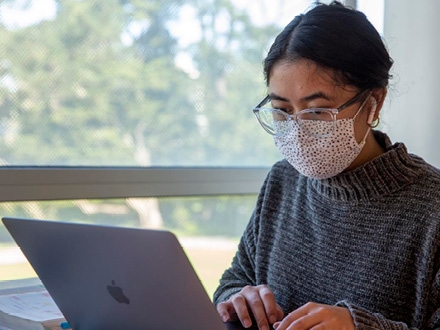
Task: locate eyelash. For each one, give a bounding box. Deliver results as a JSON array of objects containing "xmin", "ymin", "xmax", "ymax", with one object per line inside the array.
[
  {"xmin": 274, "ymin": 103, "xmax": 332, "ymax": 113},
  {"xmin": 275, "ymin": 107, "xmax": 294, "ymax": 115}
]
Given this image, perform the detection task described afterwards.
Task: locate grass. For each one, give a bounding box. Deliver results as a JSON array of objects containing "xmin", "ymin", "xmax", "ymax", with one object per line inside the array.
[
  {"xmin": 0, "ymin": 263, "xmax": 37, "ymax": 280},
  {"xmin": 183, "ymin": 244, "xmax": 236, "ymax": 299}
]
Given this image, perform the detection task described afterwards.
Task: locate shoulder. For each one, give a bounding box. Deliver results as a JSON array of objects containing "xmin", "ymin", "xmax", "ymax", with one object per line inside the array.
[
  {"xmin": 389, "ymin": 153, "xmax": 440, "ymax": 233},
  {"xmin": 254, "ymin": 159, "xmax": 310, "ymax": 211},
  {"xmin": 413, "ymin": 162, "xmax": 440, "ymax": 221},
  {"xmin": 267, "ymin": 159, "xmax": 298, "ymax": 181},
  {"xmin": 378, "ymin": 130, "xmax": 440, "ymax": 199},
  {"xmin": 407, "ymin": 153, "xmax": 440, "ymax": 195},
  {"xmin": 260, "ymin": 159, "xmax": 304, "ymax": 194}
]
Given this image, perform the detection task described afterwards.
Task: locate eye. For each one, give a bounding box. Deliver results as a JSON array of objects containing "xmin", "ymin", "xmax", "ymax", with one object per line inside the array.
[
  {"xmin": 299, "ymin": 108, "xmax": 332, "ymax": 121},
  {"xmin": 272, "ymin": 106, "xmax": 293, "ymax": 115},
  {"xmin": 269, "ymin": 99, "xmax": 297, "ymax": 115},
  {"xmin": 310, "ymin": 109, "xmax": 325, "ymax": 115}
]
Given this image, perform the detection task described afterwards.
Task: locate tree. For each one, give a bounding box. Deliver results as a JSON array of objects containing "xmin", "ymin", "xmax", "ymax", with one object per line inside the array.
[{"xmin": 0, "ymin": 0, "xmax": 282, "ymax": 233}]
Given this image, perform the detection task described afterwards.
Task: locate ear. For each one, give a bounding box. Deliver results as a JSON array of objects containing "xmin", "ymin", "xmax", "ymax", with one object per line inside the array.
[
  {"xmin": 368, "ymin": 87, "xmax": 387, "ymax": 123},
  {"xmin": 367, "ymin": 98, "xmax": 377, "ymax": 125}
]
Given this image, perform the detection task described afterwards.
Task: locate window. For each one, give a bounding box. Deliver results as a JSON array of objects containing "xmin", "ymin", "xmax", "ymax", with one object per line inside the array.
[
  {"xmin": 0, "ymin": 0, "xmax": 314, "ymax": 296},
  {"xmin": 0, "ymin": 0, "xmax": 319, "ymax": 167}
]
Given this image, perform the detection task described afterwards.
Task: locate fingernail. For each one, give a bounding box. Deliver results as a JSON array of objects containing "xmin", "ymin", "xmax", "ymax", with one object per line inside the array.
[
  {"xmin": 243, "ymin": 319, "xmax": 252, "ymax": 328},
  {"xmin": 221, "ymin": 314, "xmax": 229, "ymax": 322},
  {"xmin": 269, "ymin": 315, "xmax": 276, "ymax": 324},
  {"xmin": 273, "ymin": 322, "xmax": 280, "ymax": 329}
]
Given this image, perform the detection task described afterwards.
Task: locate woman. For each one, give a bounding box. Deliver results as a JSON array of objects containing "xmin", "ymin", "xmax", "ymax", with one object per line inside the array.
[{"xmin": 213, "ymin": 2, "xmax": 440, "ymax": 330}]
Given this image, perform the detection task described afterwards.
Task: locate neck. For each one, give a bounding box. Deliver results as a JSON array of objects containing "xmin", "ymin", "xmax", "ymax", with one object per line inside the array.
[{"xmin": 346, "ymin": 130, "xmax": 385, "ymax": 172}]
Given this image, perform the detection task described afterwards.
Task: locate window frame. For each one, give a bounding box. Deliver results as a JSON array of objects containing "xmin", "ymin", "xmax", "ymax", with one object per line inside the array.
[{"xmin": 0, "ymin": 167, "xmax": 269, "ymax": 201}]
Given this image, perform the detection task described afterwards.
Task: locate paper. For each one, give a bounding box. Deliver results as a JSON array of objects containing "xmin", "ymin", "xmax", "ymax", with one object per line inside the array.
[{"xmin": 0, "ymin": 290, "xmax": 63, "ymax": 322}]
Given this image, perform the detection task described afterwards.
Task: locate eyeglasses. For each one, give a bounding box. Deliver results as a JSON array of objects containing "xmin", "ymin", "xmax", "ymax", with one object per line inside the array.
[{"xmin": 252, "ymin": 90, "xmax": 368, "ymax": 138}]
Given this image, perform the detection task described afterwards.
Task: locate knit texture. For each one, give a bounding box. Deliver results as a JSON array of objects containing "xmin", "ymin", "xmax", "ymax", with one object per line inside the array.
[{"xmin": 213, "ymin": 131, "xmax": 440, "ymax": 330}]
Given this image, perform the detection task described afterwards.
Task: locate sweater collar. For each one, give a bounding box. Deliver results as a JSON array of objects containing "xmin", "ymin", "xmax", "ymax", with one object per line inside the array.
[{"xmin": 310, "ymin": 131, "xmax": 428, "ymax": 202}]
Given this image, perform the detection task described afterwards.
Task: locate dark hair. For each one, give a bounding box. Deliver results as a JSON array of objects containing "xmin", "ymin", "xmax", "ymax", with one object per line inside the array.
[{"xmin": 263, "ymin": 1, "xmax": 393, "ymax": 90}]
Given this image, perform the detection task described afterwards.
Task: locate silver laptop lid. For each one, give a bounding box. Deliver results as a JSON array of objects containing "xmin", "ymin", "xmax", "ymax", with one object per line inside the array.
[{"xmin": 2, "ymin": 217, "xmax": 227, "ymax": 330}]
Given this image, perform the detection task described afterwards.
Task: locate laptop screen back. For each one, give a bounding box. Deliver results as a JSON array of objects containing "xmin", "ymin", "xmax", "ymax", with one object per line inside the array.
[{"xmin": 2, "ymin": 217, "xmax": 227, "ymax": 330}]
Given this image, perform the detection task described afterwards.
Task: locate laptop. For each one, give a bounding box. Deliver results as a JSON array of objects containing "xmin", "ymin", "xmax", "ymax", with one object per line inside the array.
[{"xmin": 2, "ymin": 217, "xmax": 258, "ymax": 330}]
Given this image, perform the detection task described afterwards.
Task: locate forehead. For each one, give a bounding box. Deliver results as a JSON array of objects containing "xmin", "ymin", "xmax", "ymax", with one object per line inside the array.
[{"xmin": 268, "ymin": 59, "xmax": 356, "ymax": 100}]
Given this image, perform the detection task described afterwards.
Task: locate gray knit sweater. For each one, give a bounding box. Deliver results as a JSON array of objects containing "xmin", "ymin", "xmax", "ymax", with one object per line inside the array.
[{"xmin": 213, "ymin": 131, "xmax": 440, "ymax": 330}]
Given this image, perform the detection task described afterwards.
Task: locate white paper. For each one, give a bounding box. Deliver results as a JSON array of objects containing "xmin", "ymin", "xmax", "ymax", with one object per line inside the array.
[{"xmin": 0, "ymin": 290, "xmax": 63, "ymax": 322}]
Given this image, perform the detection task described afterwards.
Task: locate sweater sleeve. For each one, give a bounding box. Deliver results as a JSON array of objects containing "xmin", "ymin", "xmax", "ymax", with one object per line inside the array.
[
  {"xmin": 212, "ymin": 172, "xmax": 270, "ymax": 305},
  {"xmin": 336, "ymin": 229, "xmax": 440, "ymax": 330},
  {"xmin": 212, "ymin": 221, "xmax": 257, "ymax": 305},
  {"xmin": 336, "ymin": 266, "xmax": 440, "ymax": 330},
  {"xmin": 336, "ymin": 301, "xmax": 414, "ymax": 329}
]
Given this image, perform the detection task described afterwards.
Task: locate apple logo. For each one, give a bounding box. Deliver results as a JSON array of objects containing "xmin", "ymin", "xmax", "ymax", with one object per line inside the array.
[{"xmin": 107, "ymin": 280, "xmax": 130, "ymax": 304}]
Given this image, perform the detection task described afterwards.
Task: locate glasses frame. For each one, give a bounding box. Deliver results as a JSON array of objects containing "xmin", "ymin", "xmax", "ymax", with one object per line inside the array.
[{"xmin": 253, "ymin": 90, "xmax": 369, "ymax": 137}]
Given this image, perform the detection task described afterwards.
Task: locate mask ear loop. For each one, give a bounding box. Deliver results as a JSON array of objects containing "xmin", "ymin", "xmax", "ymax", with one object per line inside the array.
[
  {"xmin": 354, "ymin": 95, "xmax": 376, "ymax": 144},
  {"xmin": 367, "ymin": 98, "xmax": 379, "ymax": 128}
]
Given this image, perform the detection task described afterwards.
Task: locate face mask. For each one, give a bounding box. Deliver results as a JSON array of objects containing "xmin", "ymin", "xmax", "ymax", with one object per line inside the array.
[{"xmin": 273, "ymin": 103, "xmax": 371, "ymax": 180}]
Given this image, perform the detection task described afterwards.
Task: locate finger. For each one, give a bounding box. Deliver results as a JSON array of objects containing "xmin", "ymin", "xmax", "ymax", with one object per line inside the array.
[
  {"xmin": 286, "ymin": 313, "xmax": 320, "ymax": 330},
  {"xmin": 286, "ymin": 301, "xmax": 317, "ymax": 320},
  {"xmin": 274, "ymin": 302, "xmax": 319, "ymax": 330},
  {"xmin": 274, "ymin": 315, "xmax": 319, "ymax": 330},
  {"xmin": 241, "ymin": 290, "xmax": 272, "ymax": 330},
  {"xmin": 276, "ymin": 303, "xmax": 285, "ymax": 321},
  {"xmin": 231, "ymin": 293, "xmax": 254, "ymax": 328},
  {"xmin": 217, "ymin": 301, "xmax": 238, "ymax": 322},
  {"xmin": 258, "ymin": 285, "xmax": 281, "ymax": 324},
  {"xmin": 266, "ymin": 303, "xmax": 284, "ymax": 328}
]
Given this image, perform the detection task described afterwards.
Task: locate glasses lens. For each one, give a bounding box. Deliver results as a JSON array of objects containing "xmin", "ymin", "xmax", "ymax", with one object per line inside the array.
[
  {"xmin": 298, "ymin": 110, "xmax": 335, "ymax": 137},
  {"xmin": 256, "ymin": 109, "xmax": 290, "ymax": 135}
]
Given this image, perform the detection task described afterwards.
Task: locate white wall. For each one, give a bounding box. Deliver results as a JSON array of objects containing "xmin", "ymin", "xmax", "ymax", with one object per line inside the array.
[{"xmin": 382, "ymin": 0, "xmax": 440, "ymax": 167}]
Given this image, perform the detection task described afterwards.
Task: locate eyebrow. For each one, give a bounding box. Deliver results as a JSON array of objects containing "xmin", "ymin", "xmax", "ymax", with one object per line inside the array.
[
  {"xmin": 269, "ymin": 91, "xmax": 332, "ymax": 103},
  {"xmin": 268, "ymin": 92, "xmax": 290, "ymax": 102}
]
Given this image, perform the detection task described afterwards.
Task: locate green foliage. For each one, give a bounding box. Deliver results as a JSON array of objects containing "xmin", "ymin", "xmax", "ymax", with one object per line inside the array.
[
  {"xmin": 0, "ymin": 0, "xmax": 283, "ymax": 234},
  {"xmin": 0, "ymin": 0, "xmax": 281, "ymax": 166},
  {"xmin": 161, "ymin": 195, "xmax": 256, "ymax": 237}
]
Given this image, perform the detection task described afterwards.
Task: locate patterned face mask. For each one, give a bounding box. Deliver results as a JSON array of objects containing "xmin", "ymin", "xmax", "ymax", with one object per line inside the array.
[{"xmin": 273, "ymin": 104, "xmax": 370, "ymax": 179}]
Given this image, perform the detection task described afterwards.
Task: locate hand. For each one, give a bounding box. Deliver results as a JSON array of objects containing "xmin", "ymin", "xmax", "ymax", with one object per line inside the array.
[
  {"xmin": 273, "ymin": 302, "xmax": 354, "ymax": 330},
  {"xmin": 217, "ymin": 284, "xmax": 284, "ymax": 330}
]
